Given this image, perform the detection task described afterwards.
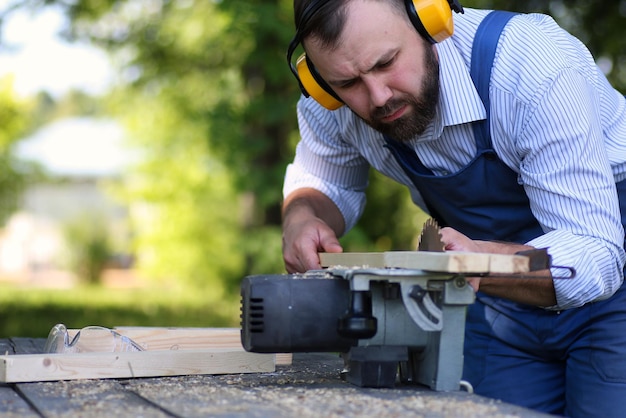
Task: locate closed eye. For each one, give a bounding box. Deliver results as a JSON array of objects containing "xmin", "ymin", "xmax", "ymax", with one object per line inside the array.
[
  {"xmin": 332, "ymin": 53, "xmax": 396, "ymax": 89},
  {"xmin": 377, "ymin": 57, "xmax": 394, "ymax": 69},
  {"xmin": 337, "ymin": 79, "xmax": 357, "ymax": 89},
  {"xmin": 377, "ymin": 58, "xmax": 394, "ymax": 68}
]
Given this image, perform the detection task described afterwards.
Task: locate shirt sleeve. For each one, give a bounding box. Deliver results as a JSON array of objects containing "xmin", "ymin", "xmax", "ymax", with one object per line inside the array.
[
  {"xmin": 501, "ymin": 64, "xmax": 624, "ymax": 308},
  {"xmin": 490, "ymin": 14, "xmax": 626, "ymax": 309},
  {"xmin": 282, "ymin": 96, "xmax": 371, "ymax": 233}
]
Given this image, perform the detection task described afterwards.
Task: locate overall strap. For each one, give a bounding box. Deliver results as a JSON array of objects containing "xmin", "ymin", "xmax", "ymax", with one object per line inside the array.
[
  {"xmin": 470, "ymin": 11, "xmax": 518, "ymax": 149},
  {"xmin": 383, "ymin": 10, "xmax": 542, "ymax": 242}
]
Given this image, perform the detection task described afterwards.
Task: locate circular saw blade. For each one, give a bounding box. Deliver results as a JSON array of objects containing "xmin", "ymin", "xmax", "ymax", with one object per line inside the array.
[{"xmin": 417, "ymin": 218, "xmax": 446, "ymax": 252}]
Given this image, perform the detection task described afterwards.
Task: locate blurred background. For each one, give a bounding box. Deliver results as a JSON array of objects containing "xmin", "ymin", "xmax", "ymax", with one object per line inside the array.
[{"xmin": 0, "ymin": 0, "xmax": 624, "ymax": 337}]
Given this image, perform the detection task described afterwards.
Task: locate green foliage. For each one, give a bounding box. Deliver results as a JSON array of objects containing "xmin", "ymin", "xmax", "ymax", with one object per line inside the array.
[
  {"xmin": 0, "ymin": 283, "xmax": 239, "ymax": 338},
  {"xmin": 0, "ymin": 78, "xmax": 27, "ymax": 149},
  {"xmin": 0, "ymin": 76, "xmax": 31, "ymax": 223},
  {"xmin": 464, "ymin": 0, "xmax": 626, "ymax": 91},
  {"xmin": 62, "ymin": 213, "xmax": 113, "ymax": 285},
  {"xmin": 109, "ymin": 79, "xmax": 262, "ymax": 291},
  {"xmin": 214, "ymin": 0, "xmax": 301, "ymax": 212},
  {"xmin": 87, "ymin": 0, "xmax": 290, "ymax": 285},
  {"xmin": 236, "ymin": 225, "xmax": 285, "ymax": 279},
  {"xmin": 348, "ymin": 171, "xmax": 430, "ymax": 252},
  {"xmin": 0, "ymin": 0, "xmax": 623, "ymax": 310}
]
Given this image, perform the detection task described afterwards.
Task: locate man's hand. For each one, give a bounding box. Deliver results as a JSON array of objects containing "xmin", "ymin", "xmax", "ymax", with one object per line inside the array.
[
  {"xmin": 282, "ymin": 188, "xmax": 345, "ymax": 273},
  {"xmin": 439, "ymin": 227, "xmax": 483, "ymax": 291},
  {"xmin": 438, "ymin": 226, "xmax": 557, "ymax": 307},
  {"xmin": 282, "ymin": 216, "xmax": 343, "ymax": 273},
  {"xmin": 439, "ymin": 227, "xmax": 482, "ymax": 253}
]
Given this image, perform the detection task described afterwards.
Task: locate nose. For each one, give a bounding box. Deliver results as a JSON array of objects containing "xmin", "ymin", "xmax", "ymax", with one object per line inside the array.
[{"xmin": 363, "ymin": 75, "xmax": 392, "ymax": 108}]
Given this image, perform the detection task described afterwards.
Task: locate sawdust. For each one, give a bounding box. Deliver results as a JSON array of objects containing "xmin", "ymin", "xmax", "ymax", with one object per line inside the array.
[
  {"xmin": 4, "ymin": 353, "xmax": 550, "ymax": 417},
  {"xmin": 115, "ymin": 356, "xmax": 543, "ymax": 418}
]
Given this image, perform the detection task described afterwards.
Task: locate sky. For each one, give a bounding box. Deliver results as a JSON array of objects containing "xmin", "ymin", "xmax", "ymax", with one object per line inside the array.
[
  {"xmin": 0, "ymin": 5, "xmax": 131, "ymax": 177},
  {"xmin": 0, "ymin": 5, "xmax": 113, "ymax": 98},
  {"xmin": 16, "ymin": 117, "xmax": 131, "ymax": 177}
]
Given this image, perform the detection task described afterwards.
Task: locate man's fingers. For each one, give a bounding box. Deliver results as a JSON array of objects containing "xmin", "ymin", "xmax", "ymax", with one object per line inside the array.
[
  {"xmin": 320, "ymin": 235, "xmax": 343, "ymax": 254},
  {"xmin": 282, "ymin": 218, "xmax": 342, "ymax": 273},
  {"xmin": 286, "ymin": 237, "xmax": 322, "ymax": 273},
  {"xmin": 439, "ymin": 227, "xmax": 476, "ymax": 252}
]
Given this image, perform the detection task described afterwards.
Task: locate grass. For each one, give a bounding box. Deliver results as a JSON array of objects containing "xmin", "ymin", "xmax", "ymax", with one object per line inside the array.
[{"xmin": 0, "ymin": 282, "xmax": 242, "ymax": 338}]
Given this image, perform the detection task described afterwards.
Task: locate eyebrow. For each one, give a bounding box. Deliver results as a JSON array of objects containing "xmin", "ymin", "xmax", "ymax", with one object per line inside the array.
[{"xmin": 327, "ymin": 52, "xmax": 394, "ymax": 87}]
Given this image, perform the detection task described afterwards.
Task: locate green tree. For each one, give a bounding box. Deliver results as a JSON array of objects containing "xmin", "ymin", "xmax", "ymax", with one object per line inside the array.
[
  {"xmin": 465, "ymin": 0, "xmax": 625, "ymax": 91},
  {"xmin": 64, "ymin": 0, "xmax": 291, "ymax": 291},
  {"xmin": 111, "ymin": 88, "xmax": 246, "ymax": 295},
  {"xmin": 0, "ymin": 76, "xmax": 32, "ymax": 223},
  {"xmin": 63, "ymin": 212, "xmax": 113, "ymax": 284},
  {"xmin": 1, "ymin": 0, "xmax": 622, "ymax": 293}
]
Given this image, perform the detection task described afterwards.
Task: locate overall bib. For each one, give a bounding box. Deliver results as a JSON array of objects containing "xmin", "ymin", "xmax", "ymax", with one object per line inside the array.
[{"xmin": 385, "ymin": 11, "xmax": 626, "ymax": 417}]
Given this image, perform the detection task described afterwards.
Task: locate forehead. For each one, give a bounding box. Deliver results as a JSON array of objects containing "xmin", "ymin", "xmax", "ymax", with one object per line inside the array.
[
  {"xmin": 305, "ymin": 0, "xmax": 414, "ymax": 76},
  {"xmin": 343, "ymin": 0, "xmax": 408, "ymax": 38}
]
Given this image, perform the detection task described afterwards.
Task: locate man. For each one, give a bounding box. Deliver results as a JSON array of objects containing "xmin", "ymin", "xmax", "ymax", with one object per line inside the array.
[{"xmin": 281, "ymin": 0, "xmax": 626, "ymax": 416}]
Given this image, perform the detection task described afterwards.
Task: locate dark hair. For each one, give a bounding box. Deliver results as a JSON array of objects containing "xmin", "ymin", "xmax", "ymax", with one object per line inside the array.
[{"xmin": 293, "ymin": 0, "xmax": 407, "ymax": 50}]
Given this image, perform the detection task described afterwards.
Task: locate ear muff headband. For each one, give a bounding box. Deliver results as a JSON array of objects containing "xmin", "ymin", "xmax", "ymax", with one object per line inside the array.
[
  {"xmin": 287, "ymin": 0, "xmax": 344, "ymax": 110},
  {"xmin": 406, "ymin": 0, "xmax": 457, "ymax": 44},
  {"xmin": 287, "ymin": 0, "xmax": 463, "ymax": 110}
]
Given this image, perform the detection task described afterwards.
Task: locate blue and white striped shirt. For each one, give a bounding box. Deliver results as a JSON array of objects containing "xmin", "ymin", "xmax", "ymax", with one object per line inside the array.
[{"xmin": 283, "ymin": 8, "xmax": 626, "ymax": 309}]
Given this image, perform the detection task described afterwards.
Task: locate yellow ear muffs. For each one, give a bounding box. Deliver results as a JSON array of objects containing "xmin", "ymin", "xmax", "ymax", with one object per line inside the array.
[
  {"xmin": 406, "ymin": 0, "xmax": 461, "ymax": 44},
  {"xmin": 287, "ymin": 0, "xmax": 463, "ymax": 109},
  {"xmin": 296, "ymin": 53, "xmax": 344, "ymax": 111}
]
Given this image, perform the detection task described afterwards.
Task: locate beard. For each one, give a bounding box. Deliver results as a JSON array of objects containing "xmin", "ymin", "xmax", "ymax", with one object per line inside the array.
[{"xmin": 361, "ymin": 44, "xmax": 440, "ymax": 142}]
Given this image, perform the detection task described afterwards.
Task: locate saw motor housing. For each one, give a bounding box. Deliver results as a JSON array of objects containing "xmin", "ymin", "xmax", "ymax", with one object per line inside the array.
[{"xmin": 240, "ymin": 267, "xmax": 475, "ymax": 390}]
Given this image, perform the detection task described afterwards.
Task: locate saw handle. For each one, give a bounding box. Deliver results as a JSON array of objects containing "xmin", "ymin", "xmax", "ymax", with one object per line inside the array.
[{"xmin": 338, "ymin": 291, "xmax": 378, "ymax": 339}]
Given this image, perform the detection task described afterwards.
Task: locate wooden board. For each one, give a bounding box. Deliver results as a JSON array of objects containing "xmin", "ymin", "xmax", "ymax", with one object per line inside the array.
[
  {"xmin": 106, "ymin": 327, "xmax": 292, "ymax": 365},
  {"xmin": 110, "ymin": 327, "xmax": 244, "ymax": 350},
  {"xmin": 14, "ymin": 379, "xmax": 163, "ymax": 417},
  {"xmin": 0, "ymin": 348, "xmax": 274, "ymax": 383},
  {"xmin": 0, "ymin": 327, "xmax": 294, "ymax": 383},
  {"xmin": 319, "ymin": 251, "xmax": 530, "ymax": 274},
  {"xmin": 0, "ymin": 383, "xmax": 39, "ymax": 417},
  {"xmin": 319, "ymin": 252, "xmax": 387, "ymax": 268}
]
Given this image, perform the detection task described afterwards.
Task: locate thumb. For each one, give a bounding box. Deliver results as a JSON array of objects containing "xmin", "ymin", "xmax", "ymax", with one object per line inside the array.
[{"xmin": 320, "ymin": 235, "xmax": 343, "ymax": 253}]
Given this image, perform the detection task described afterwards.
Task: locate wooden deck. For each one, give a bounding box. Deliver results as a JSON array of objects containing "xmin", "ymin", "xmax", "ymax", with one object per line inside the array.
[{"xmin": 1, "ymin": 337, "xmax": 552, "ymax": 417}]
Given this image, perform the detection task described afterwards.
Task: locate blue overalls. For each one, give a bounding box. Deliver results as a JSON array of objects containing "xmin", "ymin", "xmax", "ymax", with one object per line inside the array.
[{"xmin": 385, "ymin": 11, "xmax": 626, "ymax": 418}]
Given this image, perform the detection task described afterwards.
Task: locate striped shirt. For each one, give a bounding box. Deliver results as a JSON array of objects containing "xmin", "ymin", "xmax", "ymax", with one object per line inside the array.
[{"xmin": 283, "ymin": 8, "xmax": 626, "ymax": 309}]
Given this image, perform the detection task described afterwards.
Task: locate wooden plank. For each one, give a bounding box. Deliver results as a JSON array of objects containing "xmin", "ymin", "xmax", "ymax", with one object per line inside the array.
[
  {"xmin": 487, "ymin": 253, "xmax": 532, "ymax": 274},
  {"xmin": 15, "ymin": 380, "xmax": 169, "ymax": 418},
  {"xmin": 0, "ymin": 348, "xmax": 275, "ymax": 383},
  {"xmin": 8, "ymin": 338, "xmax": 45, "ymax": 354},
  {"xmin": 319, "ymin": 252, "xmax": 386, "ymax": 268},
  {"xmin": 320, "ymin": 251, "xmax": 530, "ymax": 274},
  {"xmin": 125, "ymin": 377, "xmax": 290, "ymax": 417},
  {"xmin": 0, "ymin": 342, "xmax": 552, "ymax": 418},
  {"xmin": 0, "ymin": 340, "xmax": 14, "ymax": 356},
  {"xmin": 78, "ymin": 327, "xmax": 292, "ymax": 366},
  {"xmin": 384, "ymin": 251, "xmax": 491, "ymax": 272},
  {"xmin": 0, "ymin": 384, "xmax": 39, "ymax": 417},
  {"xmin": 111, "ymin": 327, "xmax": 241, "ymax": 350}
]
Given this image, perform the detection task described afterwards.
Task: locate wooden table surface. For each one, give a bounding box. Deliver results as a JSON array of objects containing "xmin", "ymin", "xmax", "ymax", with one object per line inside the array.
[{"xmin": 1, "ymin": 337, "xmax": 553, "ymax": 418}]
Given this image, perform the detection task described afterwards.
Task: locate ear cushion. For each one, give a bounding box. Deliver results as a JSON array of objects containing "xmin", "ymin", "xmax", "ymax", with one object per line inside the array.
[
  {"xmin": 296, "ymin": 53, "xmax": 344, "ymax": 110},
  {"xmin": 406, "ymin": 0, "xmax": 454, "ymax": 43}
]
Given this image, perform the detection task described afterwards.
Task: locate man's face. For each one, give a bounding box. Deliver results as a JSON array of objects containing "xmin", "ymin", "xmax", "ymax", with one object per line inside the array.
[{"xmin": 305, "ymin": 0, "xmax": 440, "ymax": 141}]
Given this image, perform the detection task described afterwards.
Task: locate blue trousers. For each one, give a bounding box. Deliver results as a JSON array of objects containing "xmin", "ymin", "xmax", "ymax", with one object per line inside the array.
[{"xmin": 463, "ymin": 282, "xmax": 626, "ymax": 417}]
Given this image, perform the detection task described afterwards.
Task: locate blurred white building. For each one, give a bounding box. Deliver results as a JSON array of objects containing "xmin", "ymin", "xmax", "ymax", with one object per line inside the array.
[{"xmin": 0, "ymin": 117, "xmax": 133, "ymax": 287}]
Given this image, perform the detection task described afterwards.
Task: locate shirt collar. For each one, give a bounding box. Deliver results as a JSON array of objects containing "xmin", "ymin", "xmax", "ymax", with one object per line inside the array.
[{"xmin": 415, "ymin": 39, "xmax": 486, "ymax": 142}]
